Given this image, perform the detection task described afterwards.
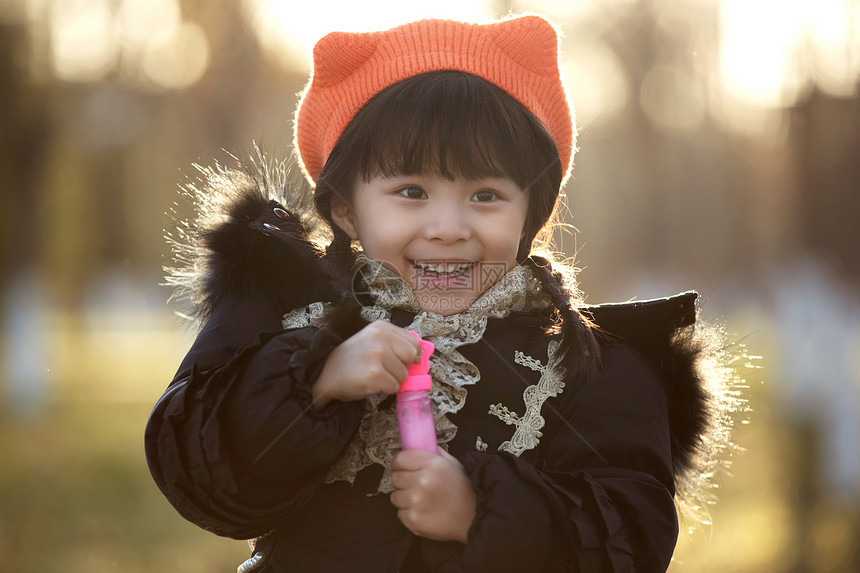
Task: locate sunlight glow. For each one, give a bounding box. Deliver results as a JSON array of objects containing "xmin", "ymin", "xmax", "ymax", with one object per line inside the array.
[
  {"xmin": 720, "ymin": 0, "xmax": 859, "ymax": 110},
  {"xmin": 116, "ymin": 0, "xmax": 181, "ymax": 51},
  {"xmin": 242, "ymin": 0, "xmax": 495, "ymax": 70},
  {"xmin": 50, "ymin": 0, "xmax": 117, "ymax": 83},
  {"xmin": 141, "ymin": 22, "xmax": 210, "ymax": 91},
  {"xmin": 808, "ymin": 0, "xmax": 858, "ymax": 97},
  {"xmin": 720, "ymin": 0, "xmax": 807, "ymax": 109},
  {"xmin": 43, "ymin": 0, "xmax": 210, "ymax": 90},
  {"xmin": 518, "ymin": 0, "xmax": 602, "ymax": 21},
  {"xmin": 25, "ymin": 0, "xmax": 860, "ymax": 128}
]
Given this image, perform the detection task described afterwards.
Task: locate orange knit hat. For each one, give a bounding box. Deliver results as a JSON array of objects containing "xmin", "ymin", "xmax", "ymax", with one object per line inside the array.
[{"xmin": 294, "ymin": 14, "xmax": 574, "ymax": 184}]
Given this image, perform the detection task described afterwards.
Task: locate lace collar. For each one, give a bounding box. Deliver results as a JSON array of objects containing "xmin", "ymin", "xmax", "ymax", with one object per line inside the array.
[
  {"xmin": 323, "ymin": 255, "xmax": 551, "ymax": 492},
  {"xmin": 354, "ymin": 254, "xmax": 548, "ymax": 328}
]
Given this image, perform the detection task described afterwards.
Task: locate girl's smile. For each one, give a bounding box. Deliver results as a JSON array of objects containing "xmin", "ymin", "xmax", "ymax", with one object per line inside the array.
[{"xmin": 332, "ymin": 172, "xmax": 529, "ymax": 315}]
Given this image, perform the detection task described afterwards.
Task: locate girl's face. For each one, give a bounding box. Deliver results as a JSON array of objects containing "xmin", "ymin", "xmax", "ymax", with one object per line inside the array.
[{"xmin": 332, "ymin": 172, "xmax": 529, "ymax": 316}]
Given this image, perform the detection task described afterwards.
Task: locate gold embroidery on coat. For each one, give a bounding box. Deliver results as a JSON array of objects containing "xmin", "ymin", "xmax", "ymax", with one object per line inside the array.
[
  {"xmin": 475, "ymin": 436, "xmax": 488, "ymax": 451},
  {"xmin": 282, "ymin": 301, "xmax": 329, "ymax": 329},
  {"xmin": 488, "ymin": 339, "xmax": 566, "ymax": 456}
]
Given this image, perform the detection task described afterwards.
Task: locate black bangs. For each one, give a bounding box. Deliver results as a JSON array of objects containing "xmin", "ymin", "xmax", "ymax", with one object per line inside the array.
[{"xmin": 346, "ymin": 71, "xmax": 561, "ymax": 189}]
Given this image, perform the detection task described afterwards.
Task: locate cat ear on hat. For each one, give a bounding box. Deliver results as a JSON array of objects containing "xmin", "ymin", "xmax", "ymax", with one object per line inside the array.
[
  {"xmin": 312, "ymin": 31, "xmax": 380, "ymax": 88},
  {"xmin": 490, "ymin": 14, "xmax": 561, "ymax": 77},
  {"xmin": 491, "ymin": 15, "xmax": 574, "ymax": 180}
]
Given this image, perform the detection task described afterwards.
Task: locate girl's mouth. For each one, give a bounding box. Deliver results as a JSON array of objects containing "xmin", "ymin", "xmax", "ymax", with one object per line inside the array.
[{"xmin": 411, "ymin": 260, "xmax": 476, "ymax": 278}]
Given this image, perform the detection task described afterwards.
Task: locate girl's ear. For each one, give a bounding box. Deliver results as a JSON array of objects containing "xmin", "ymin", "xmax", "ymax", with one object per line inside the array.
[{"xmin": 330, "ymin": 196, "xmax": 359, "ymax": 240}]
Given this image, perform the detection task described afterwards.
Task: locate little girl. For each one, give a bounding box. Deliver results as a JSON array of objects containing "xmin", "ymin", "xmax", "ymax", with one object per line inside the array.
[{"xmin": 146, "ymin": 14, "xmax": 731, "ymax": 572}]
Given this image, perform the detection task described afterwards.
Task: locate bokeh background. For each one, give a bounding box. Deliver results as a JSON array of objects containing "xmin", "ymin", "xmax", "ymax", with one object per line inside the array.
[{"xmin": 1, "ymin": 0, "xmax": 858, "ymax": 571}]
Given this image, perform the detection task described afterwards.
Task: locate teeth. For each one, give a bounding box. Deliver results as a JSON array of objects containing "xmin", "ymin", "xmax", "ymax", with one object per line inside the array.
[{"xmin": 413, "ymin": 261, "xmax": 474, "ymax": 274}]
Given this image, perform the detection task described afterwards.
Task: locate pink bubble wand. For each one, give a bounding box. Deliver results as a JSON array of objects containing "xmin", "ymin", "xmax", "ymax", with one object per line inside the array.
[{"xmin": 397, "ymin": 331, "xmax": 437, "ymax": 453}]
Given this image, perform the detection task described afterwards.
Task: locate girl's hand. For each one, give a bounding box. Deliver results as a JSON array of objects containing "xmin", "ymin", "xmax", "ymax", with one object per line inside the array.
[
  {"xmin": 390, "ymin": 448, "xmax": 476, "ymax": 543},
  {"xmin": 312, "ymin": 321, "xmax": 419, "ymax": 409}
]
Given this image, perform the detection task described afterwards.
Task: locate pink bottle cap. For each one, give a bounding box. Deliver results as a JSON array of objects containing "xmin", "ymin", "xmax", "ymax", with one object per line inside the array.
[{"xmin": 399, "ymin": 331, "xmax": 434, "ymax": 392}]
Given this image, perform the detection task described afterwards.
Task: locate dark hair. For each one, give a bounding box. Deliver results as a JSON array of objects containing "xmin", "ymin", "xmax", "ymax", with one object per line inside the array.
[{"xmin": 314, "ymin": 70, "xmax": 599, "ymax": 375}]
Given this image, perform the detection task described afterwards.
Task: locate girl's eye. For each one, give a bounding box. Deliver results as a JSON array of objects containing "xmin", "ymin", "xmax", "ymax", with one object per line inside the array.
[
  {"xmin": 472, "ymin": 189, "xmax": 498, "ymax": 202},
  {"xmin": 397, "ymin": 186, "xmax": 427, "ymax": 200}
]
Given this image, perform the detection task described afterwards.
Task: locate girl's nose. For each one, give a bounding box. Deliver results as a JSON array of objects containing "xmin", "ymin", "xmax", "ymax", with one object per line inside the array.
[{"xmin": 422, "ymin": 203, "xmax": 471, "ymax": 243}]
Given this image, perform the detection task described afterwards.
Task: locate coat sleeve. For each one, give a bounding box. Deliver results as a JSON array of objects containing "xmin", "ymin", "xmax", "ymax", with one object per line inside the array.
[
  {"xmin": 419, "ymin": 344, "xmax": 678, "ymax": 572},
  {"xmin": 144, "ymin": 295, "xmax": 365, "ymax": 540}
]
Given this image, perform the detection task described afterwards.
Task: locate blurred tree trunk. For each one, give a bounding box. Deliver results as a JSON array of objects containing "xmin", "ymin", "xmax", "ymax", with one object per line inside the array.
[
  {"xmin": 793, "ymin": 90, "xmax": 860, "ymax": 287},
  {"xmin": 0, "ymin": 22, "xmax": 52, "ymax": 281}
]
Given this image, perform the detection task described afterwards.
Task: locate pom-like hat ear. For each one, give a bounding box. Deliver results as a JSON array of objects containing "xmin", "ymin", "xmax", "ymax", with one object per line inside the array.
[
  {"xmin": 294, "ymin": 14, "xmax": 574, "ymax": 184},
  {"xmin": 310, "ymin": 32, "xmax": 380, "ymax": 89},
  {"xmin": 490, "ymin": 15, "xmax": 560, "ymax": 77}
]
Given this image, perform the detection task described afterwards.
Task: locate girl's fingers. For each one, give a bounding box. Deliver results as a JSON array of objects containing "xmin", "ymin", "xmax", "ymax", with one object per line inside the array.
[
  {"xmin": 382, "ymin": 333, "xmax": 420, "ymax": 382},
  {"xmin": 392, "ymin": 449, "xmax": 436, "ymax": 471},
  {"xmin": 367, "ymin": 322, "xmax": 419, "ymax": 380},
  {"xmin": 399, "ymin": 333, "xmax": 421, "ymax": 363},
  {"xmin": 385, "ymin": 375, "xmax": 403, "ymax": 395},
  {"xmin": 380, "ymin": 351, "xmax": 410, "ymax": 384},
  {"xmin": 371, "ymin": 373, "xmax": 398, "ymax": 397},
  {"xmin": 390, "ymin": 468, "xmax": 417, "ymax": 490},
  {"xmin": 390, "ymin": 476, "xmax": 425, "ymax": 512},
  {"xmin": 380, "ymin": 325, "xmax": 420, "ymax": 363},
  {"xmin": 390, "ymin": 489, "xmax": 406, "ymax": 509}
]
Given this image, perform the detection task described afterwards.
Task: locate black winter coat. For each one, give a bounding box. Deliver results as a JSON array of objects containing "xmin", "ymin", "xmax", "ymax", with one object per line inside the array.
[{"xmin": 145, "ymin": 177, "xmax": 714, "ymax": 573}]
